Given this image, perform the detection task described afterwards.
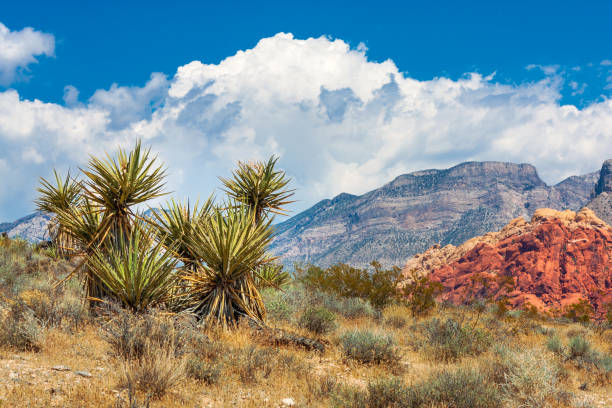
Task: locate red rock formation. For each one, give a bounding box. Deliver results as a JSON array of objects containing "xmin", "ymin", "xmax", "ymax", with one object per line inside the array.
[{"xmin": 402, "ymin": 208, "xmax": 612, "ymax": 317}]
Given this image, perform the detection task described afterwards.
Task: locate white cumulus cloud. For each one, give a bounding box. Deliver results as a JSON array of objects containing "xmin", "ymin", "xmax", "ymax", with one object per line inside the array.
[
  {"xmin": 1, "ymin": 32, "xmax": 612, "ymax": 221},
  {"xmin": 0, "ymin": 22, "xmax": 54, "ymax": 85}
]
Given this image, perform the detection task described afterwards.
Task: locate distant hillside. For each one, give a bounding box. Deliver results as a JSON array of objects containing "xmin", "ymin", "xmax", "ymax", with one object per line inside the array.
[
  {"xmin": 0, "ymin": 212, "xmax": 52, "ymax": 242},
  {"xmin": 270, "ymin": 161, "xmax": 599, "ymax": 268}
]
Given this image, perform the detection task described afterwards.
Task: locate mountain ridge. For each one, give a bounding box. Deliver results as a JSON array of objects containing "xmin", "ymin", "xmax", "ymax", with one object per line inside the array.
[{"xmin": 270, "ymin": 160, "xmax": 600, "ymax": 268}]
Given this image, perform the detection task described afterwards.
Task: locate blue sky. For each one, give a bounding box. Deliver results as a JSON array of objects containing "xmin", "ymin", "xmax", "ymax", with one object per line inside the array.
[
  {"xmin": 5, "ymin": 1, "xmax": 612, "ymax": 106},
  {"xmin": 0, "ymin": 1, "xmax": 612, "ymax": 220}
]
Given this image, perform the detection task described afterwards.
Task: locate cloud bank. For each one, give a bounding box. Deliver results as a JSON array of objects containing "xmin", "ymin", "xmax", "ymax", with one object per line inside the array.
[
  {"xmin": 0, "ymin": 22, "xmax": 54, "ymax": 85},
  {"xmin": 1, "ymin": 32, "xmax": 612, "ymax": 220}
]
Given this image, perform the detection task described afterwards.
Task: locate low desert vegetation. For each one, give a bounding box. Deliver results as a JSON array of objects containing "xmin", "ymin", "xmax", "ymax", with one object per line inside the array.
[{"xmin": 0, "ymin": 141, "xmax": 611, "ymax": 407}]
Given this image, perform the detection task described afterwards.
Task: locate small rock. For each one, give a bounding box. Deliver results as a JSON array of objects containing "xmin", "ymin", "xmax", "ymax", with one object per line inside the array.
[
  {"xmin": 74, "ymin": 371, "xmax": 92, "ymax": 378},
  {"xmin": 281, "ymin": 397, "xmax": 295, "ymax": 407},
  {"xmin": 52, "ymin": 365, "xmax": 71, "ymax": 371},
  {"xmin": 8, "ymin": 371, "xmax": 18, "ymax": 379}
]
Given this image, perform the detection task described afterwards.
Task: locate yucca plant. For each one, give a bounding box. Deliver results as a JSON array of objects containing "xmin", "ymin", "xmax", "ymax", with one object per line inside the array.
[
  {"xmin": 150, "ymin": 197, "xmax": 214, "ymax": 311},
  {"xmin": 80, "ymin": 140, "xmax": 167, "ymax": 246},
  {"xmin": 54, "ymin": 199, "xmax": 106, "ymax": 300},
  {"xmin": 87, "ymin": 224, "xmax": 178, "ymax": 311},
  {"xmin": 39, "ymin": 140, "xmax": 170, "ymax": 309},
  {"xmin": 182, "ymin": 205, "xmax": 275, "ymax": 326},
  {"xmin": 255, "ymin": 263, "xmax": 291, "ymax": 289},
  {"xmin": 34, "ymin": 169, "xmax": 82, "ymax": 256},
  {"xmin": 220, "ymin": 156, "xmax": 294, "ymax": 225},
  {"xmin": 150, "ymin": 197, "xmax": 213, "ymax": 271}
]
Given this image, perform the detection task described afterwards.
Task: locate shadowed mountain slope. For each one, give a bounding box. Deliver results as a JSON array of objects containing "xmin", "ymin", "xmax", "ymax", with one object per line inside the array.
[{"xmin": 270, "ymin": 161, "xmax": 599, "ymax": 268}]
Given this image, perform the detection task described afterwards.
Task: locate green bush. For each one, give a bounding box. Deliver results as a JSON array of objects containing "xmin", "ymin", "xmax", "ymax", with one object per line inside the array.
[
  {"xmin": 418, "ymin": 318, "xmax": 491, "ymax": 362},
  {"xmin": 546, "ymin": 334, "xmax": 563, "ymax": 355},
  {"xmin": 299, "ymin": 306, "xmax": 337, "ymax": 335},
  {"xmin": 339, "ymin": 330, "xmax": 399, "ymax": 364},
  {"xmin": 262, "ymin": 288, "xmax": 295, "ymax": 321},
  {"xmin": 336, "ymin": 297, "xmax": 375, "ymax": 319},
  {"xmin": 568, "ymin": 335, "xmax": 591, "ymax": 359},
  {"xmin": 297, "ymin": 261, "xmax": 401, "ymax": 309},
  {"xmin": 566, "ymin": 335, "xmax": 612, "ymax": 375},
  {"xmin": 400, "ymin": 270, "xmax": 443, "ymax": 317},
  {"xmin": 563, "ymin": 299, "xmax": 594, "ymax": 323}
]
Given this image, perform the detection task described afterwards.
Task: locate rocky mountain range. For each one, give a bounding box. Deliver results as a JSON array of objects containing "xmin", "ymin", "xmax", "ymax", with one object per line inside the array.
[
  {"xmin": 269, "ymin": 161, "xmax": 601, "ymax": 268},
  {"xmin": 585, "ymin": 159, "xmax": 612, "ymax": 226},
  {"xmin": 0, "ymin": 212, "xmax": 51, "ymax": 242}
]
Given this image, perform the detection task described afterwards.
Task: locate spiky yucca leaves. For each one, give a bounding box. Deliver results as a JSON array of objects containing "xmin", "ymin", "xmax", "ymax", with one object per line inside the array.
[
  {"xmin": 150, "ymin": 197, "xmax": 214, "ymax": 312},
  {"xmin": 54, "ymin": 199, "xmax": 107, "ymax": 299},
  {"xmin": 255, "ymin": 263, "xmax": 291, "ymax": 289},
  {"xmin": 220, "ymin": 156, "xmax": 294, "ymax": 224},
  {"xmin": 80, "ymin": 140, "xmax": 167, "ymax": 246},
  {"xmin": 35, "ymin": 170, "xmax": 82, "ymax": 256},
  {"xmin": 150, "ymin": 197, "xmax": 214, "ymax": 270},
  {"xmin": 87, "ymin": 224, "xmax": 178, "ymax": 311},
  {"xmin": 182, "ymin": 206, "xmax": 274, "ymax": 326}
]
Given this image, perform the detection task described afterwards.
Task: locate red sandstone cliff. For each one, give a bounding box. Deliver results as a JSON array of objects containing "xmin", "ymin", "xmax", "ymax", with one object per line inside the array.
[{"xmin": 402, "ymin": 208, "xmax": 612, "ymax": 317}]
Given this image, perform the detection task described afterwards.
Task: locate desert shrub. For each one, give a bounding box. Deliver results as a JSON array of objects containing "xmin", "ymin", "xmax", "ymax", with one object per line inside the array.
[
  {"xmin": 494, "ymin": 298, "xmax": 510, "ymax": 318},
  {"xmin": 337, "ymin": 297, "xmax": 375, "ymax": 319},
  {"xmin": 262, "ymin": 288, "xmax": 295, "ymax": 321},
  {"xmin": 384, "ymin": 315, "xmax": 407, "ymax": 329},
  {"xmin": 185, "ymin": 357, "xmax": 222, "ymax": 384},
  {"xmin": 566, "ymin": 335, "xmax": 612, "ymax": 377},
  {"xmin": 18, "ymin": 283, "xmax": 88, "ymax": 330},
  {"xmin": 400, "ymin": 270, "xmax": 443, "ymax": 317},
  {"xmin": 0, "ymin": 238, "xmax": 39, "ymax": 294},
  {"xmin": 417, "ymin": 318, "xmax": 491, "ymax": 362},
  {"xmin": 100, "ymin": 307, "xmax": 199, "ymax": 360},
  {"xmin": 413, "ymin": 368, "xmax": 501, "ymax": 408},
  {"xmin": 119, "ymin": 343, "xmax": 185, "ymax": 399},
  {"xmin": 339, "ymin": 330, "xmax": 399, "ymax": 364},
  {"xmin": 546, "ymin": 334, "xmax": 564, "ymax": 355},
  {"xmin": 330, "ymin": 377, "xmax": 409, "ymax": 408},
  {"xmin": 332, "ymin": 370, "xmax": 500, "ymax": 408},
  {"xmin": 297, "ymin": 261, "xmax": 401, "ymax": 309},
  {"xmin": 568, "ymin": 335, "xmax": 591, "ymax": 359},
  {"xmin": 299, "ymin": 306, "xmax": 337, "ymax": 335},
  {"xmin": 494, "ymin": 348, "xmax": 567, "ymax": 407},
  {"xmin": 564, "ymin": 299, "xmax": 594, "ymax": 323},
  {"xmin": 307, "ymin": 375, "xmax": 339, "ymax": 401},
  {"xmin": 0, "ymin": 300, "xmax": 44, "ymax": 351},
  {"xmin": 236, "ymin": 345, "xmax": 278, "ymax": 383}
]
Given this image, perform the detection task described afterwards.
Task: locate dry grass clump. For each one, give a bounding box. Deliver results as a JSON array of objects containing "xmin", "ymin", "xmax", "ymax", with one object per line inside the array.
[
  {"xmin": 339, "ymin": 329, "xmax": 400, "ymax": 365},
  {"xmin": 333, "ymin": 369, "xmax": 502, "ymax": 408},
  {"xmin": 0, "ymin": 299, "xmax": 44, "ymax": 351},
  {"xmin": 119, "ymin": 342, "xmax": 185, "ymax": 399},
  {"xmin": 413, "ymin": 317, "xmax": 491, "ymax": 362},
  {"xmin": 482, "ymin": 347, "xmax": 569, "ymax": 408}
]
